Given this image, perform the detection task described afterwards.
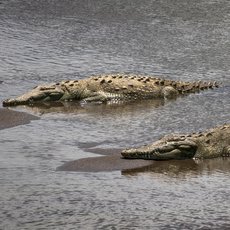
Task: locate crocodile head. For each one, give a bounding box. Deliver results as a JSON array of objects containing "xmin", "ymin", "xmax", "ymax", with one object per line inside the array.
[
  {"xmin": 121, "ymin": 137, "xmax": 198, "ymax": 160},
  {"xmin": 3, "ymin": 84, "xmax": 65, "ymax": 106},
  {"xmin": 122, "ymin": 124, "xmax": 230, "ymax": 160}
]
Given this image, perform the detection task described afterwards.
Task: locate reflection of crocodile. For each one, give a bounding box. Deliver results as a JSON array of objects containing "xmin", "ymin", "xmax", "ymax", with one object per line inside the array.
[
  {"xmin": 121, "ymin": 158, "xmax": 230, "ymax": 176},
  {"xmin": 121, "ymin": 124, "xmax": 230, "ymax": 160},
  {"xmin": 8, "ymin": 98, "xmax": 166, "ymax": 115},
  {"xmin": 2, "ymin": 74, "xmax": 218, "ymax": 106}
]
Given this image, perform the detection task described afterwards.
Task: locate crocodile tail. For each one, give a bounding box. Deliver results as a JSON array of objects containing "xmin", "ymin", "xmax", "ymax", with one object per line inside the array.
[{"xmin": 175, "ymin": 80, "xmax": 219, "ymax": 94}]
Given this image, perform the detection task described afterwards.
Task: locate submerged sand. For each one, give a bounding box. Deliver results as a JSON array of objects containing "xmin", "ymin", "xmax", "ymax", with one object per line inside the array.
[
  {"xmin": 0, "ymin": 108, "xmax": 39, "ymax": 130},
  {"xmin": 0, "ymin": 108, "xmax": 153, "ymax": 171}
]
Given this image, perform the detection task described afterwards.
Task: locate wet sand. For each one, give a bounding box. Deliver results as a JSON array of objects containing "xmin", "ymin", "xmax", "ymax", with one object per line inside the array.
[
  {"xmin": 0, "ymin": 108, "xmax": 39, "ymax": 130},
  {"xmin": 0, "ymin": 108, "xmax": 155, "ymax": 171},
  {"xmin": 57, "ymin": 152, "xmax": 155, "ymax": 172}
]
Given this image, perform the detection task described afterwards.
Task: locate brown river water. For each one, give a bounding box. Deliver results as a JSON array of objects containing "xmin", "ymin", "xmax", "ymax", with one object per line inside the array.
[{"xmin": 0, "ymin": 0, "xmax": 230, "ymax": 229}]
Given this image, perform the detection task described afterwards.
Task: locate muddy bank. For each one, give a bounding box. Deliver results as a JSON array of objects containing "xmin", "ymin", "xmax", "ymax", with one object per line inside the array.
[{"xmin": 0, "ymin": 108, "xmax": 39, "ymax": 130}]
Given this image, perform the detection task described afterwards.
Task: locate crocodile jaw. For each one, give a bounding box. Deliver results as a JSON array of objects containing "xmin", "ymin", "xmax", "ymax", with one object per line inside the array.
[
  {"xmin": 3, "ymin": 85, "xmax": 65, "ymax": 106},
  {"xmin": 121, "ymin": 139, "xmax": 198, "ymax": 160}
]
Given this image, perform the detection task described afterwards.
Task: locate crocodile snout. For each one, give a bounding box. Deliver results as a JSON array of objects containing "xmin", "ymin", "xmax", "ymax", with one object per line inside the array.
[
  {"xmin": 2, "ymin": 85, "xmax": 65, "ymax": 107},
  {"xmin": 3, "ymin": 98, "xmax": 23, "ymax": 107}
]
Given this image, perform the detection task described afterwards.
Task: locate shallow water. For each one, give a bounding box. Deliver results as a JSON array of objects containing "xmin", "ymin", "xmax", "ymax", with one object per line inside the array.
[{"xmin": 0, "ymin": 0, "xmax": 230, "ymax": 229}]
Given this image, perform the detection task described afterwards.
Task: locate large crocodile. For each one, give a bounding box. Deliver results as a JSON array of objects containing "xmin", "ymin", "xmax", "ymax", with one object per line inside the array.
[
  {"xmin": 121, "ymin": 124, "xmax": 230, "ymax": 160},
  {"xmin": 3, "ymin": 74, "xmax": 219, "ymax": 106}
]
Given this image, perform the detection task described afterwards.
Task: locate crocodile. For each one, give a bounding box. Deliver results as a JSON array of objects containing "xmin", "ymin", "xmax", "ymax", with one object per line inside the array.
[
  {"xmin": 121, "ymin": 124, "xmax": 230, "ymax": 160},
  {"xmin": 2, "ymin": 74, "xmax": 219, "ymax": 106}
]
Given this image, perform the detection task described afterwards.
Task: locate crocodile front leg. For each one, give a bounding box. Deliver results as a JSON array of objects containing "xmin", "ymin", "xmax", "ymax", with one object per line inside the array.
[
  {"xmin": 81, "ymin": 92, "xmax": 108, "ymax": 103},
  {"xmin": 82, "ymin": 91, "xmax": 124, "ymax": 103},
  {"xmin": 223, "ymin": 146, "xmax": 230, "ymax": 157}
]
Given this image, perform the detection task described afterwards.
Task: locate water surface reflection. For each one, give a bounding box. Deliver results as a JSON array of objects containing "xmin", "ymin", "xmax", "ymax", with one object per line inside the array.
[
  {"xmin": 122, "ymin": 158, "xmax": 230, "ymax": 177},
  {"xmin": 11, "ymin": 98, "xmax": 167, "ymax": 115}
]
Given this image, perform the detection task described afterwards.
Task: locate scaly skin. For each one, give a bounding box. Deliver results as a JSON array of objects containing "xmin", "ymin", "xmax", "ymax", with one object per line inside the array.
[
  {"xmin": 121, "ymin": 124, "xmax": 230, "ymax": 160},
  {"xmin": 2, "ymin": 74, "xmax": 219, "ymax": 106}
]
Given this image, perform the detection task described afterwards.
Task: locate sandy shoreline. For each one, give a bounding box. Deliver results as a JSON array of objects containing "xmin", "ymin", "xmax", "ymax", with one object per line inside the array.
[{"xmin": 0, "ymin": 108, "xmax": 39, "ymax": 130}]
